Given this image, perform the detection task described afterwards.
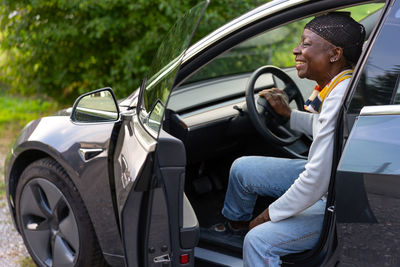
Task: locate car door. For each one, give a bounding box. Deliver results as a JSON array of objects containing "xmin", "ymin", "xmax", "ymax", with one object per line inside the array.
[
  {"xmin": 335, "ymin": 1, "xmax": 400, "ymax": 266},
  {"xmin": 110, "ymin": 2, "xmax": 208, "ymax": 267}
]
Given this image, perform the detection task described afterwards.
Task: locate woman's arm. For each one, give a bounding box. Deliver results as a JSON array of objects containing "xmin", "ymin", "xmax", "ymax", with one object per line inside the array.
[
  {"xmin": 267, "ymin": 80, "xmax": 349, "ymax": 222},
  {"xmin": 290, "ymin": 109, "xmax": 315, "ymax": 136}
]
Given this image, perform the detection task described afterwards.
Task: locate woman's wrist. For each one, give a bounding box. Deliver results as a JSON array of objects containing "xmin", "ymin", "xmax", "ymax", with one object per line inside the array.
[{"xmin": 262, "ymin": 208, "xmax": 270, "ymax": 222}]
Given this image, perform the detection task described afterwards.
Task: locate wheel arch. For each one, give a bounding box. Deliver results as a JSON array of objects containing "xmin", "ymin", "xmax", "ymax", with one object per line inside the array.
[
  {"xmin": 7, "ymin": 144, "xmax": 125, "ymax": 264},
  {"xmin": 7, "ymin": 149, "xmax": 79, "ymax": 233},
  {"xmin": 8, "ymin": 149, "xmax": 49, "ymax": 231}
]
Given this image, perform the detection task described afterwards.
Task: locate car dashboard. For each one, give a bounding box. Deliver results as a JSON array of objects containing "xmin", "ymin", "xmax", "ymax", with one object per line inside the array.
[{"xmin": 164, "ymin": 67, "xmax": 314, "ymax": 163}]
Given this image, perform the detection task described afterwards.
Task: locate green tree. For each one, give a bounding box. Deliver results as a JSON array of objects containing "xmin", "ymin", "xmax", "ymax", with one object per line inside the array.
[{"xmin": 0, "ymin": 0, "xmax": 266, "ymax": 104}]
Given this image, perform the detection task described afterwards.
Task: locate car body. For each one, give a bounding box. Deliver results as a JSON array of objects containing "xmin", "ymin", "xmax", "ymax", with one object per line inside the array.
[{"xmin": 5, "ymin": 0, "xmax": 400, "ymax": 266}]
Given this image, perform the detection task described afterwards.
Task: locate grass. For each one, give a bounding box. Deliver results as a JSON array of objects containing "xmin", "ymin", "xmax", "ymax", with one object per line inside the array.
[
  {"xmin": 18, "ymin": 256, "xmax": 36, "ymax": 267},
  {"xmin": 0, "ymin": 93, "xmax": 59, "ymax": 138},
  {"xmin": 0, "ymin": 93, "xmax": 60, "ymax": 266},
  {"xmin": 0, "ymin": 92, "xmax": 60, "ymax": 146},
  {"xmin": 0, "ymin": 92, "xmax": 61, "ymax": 199}
]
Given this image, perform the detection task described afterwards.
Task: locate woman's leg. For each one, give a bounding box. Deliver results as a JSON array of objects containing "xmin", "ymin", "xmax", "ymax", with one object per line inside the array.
[
  {"xmin": 243, "ymin": 199, "xmax": 325, "ymax": 267},
  {"xmin": 222, "ymin": 156, "xmax": 306, "ymax": 221}
]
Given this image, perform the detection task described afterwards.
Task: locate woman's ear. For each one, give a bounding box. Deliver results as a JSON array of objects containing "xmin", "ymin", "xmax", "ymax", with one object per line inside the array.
[{"xmin": 330, "ymin": 46, "xmax": 344, "ymax": 63}]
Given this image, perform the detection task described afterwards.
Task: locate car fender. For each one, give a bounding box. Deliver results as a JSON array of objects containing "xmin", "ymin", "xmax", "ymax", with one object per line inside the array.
[{"xmin": 5, "ymin": 115, "xmax": 125, "ymax": 262}]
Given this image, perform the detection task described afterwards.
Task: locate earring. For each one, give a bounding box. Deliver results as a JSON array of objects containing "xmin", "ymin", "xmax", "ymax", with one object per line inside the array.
[{"xmin": 330, "ymin": 58, "xmax": 337, "ymax": 62}]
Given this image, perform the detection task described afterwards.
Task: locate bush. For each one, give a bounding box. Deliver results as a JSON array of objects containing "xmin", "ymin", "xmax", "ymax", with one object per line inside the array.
[{"xmin": 0, "ymin": 0, "xmax": 266, "ymax": 104}]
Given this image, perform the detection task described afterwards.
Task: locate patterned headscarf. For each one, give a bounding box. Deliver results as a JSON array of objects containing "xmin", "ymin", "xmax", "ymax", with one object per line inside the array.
[{"xmin": 305, "ymin": 12, "xmax": 366, "ymax": 65}]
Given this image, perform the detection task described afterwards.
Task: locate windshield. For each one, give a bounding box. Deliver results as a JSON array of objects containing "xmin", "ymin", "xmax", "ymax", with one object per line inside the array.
[{"xmin": 138, "ymin": 1, "xmax": 209, "ymax": 137}]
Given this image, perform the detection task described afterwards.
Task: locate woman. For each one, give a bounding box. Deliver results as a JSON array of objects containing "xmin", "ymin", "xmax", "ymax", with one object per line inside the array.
[{"xmin": 218, "ymin": 12, "xmax": 365, "ymax": 266}]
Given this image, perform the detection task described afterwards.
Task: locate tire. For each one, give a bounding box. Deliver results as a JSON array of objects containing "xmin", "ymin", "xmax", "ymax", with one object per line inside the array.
[{"xmin": 15, "ymin": 158, "xmax": 108, "ymax": 267}]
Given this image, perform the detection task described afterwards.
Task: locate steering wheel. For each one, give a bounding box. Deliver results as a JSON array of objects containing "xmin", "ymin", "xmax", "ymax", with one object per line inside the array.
[{"xmin": 245, "ymin": 65, "xmax": 305, "ymax": 146}]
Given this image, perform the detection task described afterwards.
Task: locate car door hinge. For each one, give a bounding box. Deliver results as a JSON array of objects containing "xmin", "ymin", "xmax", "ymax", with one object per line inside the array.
[
  {"xmin": 327, "ymin": 205, "xmax": 335, "ymax": 213},
  {"xmin": 154, "ymin": 254, "xmax": 171, "ymax": 264}
]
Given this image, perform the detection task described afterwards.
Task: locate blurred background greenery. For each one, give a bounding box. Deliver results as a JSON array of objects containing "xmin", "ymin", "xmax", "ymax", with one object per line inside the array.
[
  {"xmin": 0, "ymin": 0, "xmax": 380, "ymax": 136},
  {"xmin": 0, "ymin": 0, "xmax": 266, "ymax": 154},
  {"xmin": 0, "ymin": 0, "xmax": 265, "ymax": 203},
  {"xmin": 0, "ymin": 0, "xmax": 266, "ymax": 105}
]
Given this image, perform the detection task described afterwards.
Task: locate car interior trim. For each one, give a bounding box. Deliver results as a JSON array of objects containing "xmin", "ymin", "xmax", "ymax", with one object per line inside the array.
[
  {"xmin": 194, "ymin": 247, "xmax": 243, "ymax": 267},
  {"xmin": 182, "ymin": 100, "xmax": 243, "ymax": 129},
  {"xmin": 133, "ymin": 116, "xmax": 157, "ymax": 152},
  {"xmin": 360, "ymin": 104, "xmax": 400, "ymax": 116}
]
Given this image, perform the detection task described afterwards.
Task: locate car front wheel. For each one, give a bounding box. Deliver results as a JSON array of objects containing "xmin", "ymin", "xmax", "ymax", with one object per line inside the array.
[{"xmin": 15, "ymin": 158, "xmax": 107, "ymax": 267}]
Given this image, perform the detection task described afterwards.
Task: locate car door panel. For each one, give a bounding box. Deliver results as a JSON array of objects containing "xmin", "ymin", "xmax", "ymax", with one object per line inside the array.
[
  {"xmin": 111, "ymin": 1, "xmax": 209, "ymax": 264},
  {"xmin": 155, "ymin": 130, "xmax": 199, "ymax": 265},
  {"xmin": 333, "ymin": 1, "xmax": 400, "ymax": 263},
  {"xmin": 114, "ymin": 116, "xmax": 199, "ymax": 267},
  {"xmin": 156, "ymin": 133, "xmax": 199, "ymax": 250},
  {"xmin": 335, "ymin": 107, "xmax": 400, "ymax": 266},
  {"xmin": 113, "ymin": 113, "xmax": 156, "ymax": 210},
  {"xmin": 112, "ymin": 112, "xmax": 156, "ymax": 267}
]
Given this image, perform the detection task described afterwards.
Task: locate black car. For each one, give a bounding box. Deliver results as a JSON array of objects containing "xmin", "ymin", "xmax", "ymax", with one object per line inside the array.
[{"xmin": 5, "ymin": 0, "xmax": 400, "ymax": 266}]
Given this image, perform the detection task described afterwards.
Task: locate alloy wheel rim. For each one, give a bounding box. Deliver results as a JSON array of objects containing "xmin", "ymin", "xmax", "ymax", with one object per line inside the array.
[{"xmin": 19, "ymin": 178, "xmax": 79, "ymax": 266}]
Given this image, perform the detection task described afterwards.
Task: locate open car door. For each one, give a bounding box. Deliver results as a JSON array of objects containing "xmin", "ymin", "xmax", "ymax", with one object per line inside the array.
[
  {"xmin": 335, "ymin": 106, "xmax": 400, "ymax": 266},
  {"xmin": 110, "ymin": 2, "xmax": 208, "ymax": 266},
  {"xmin": 334, "ymin": 3, "xmax": 400, "ymax": 265}
]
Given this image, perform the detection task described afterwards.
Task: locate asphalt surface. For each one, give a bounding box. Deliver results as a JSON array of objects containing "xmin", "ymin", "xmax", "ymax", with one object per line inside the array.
[{"xmin": 0, "ymin": 151, "xmax": 30, "ymax": 266}]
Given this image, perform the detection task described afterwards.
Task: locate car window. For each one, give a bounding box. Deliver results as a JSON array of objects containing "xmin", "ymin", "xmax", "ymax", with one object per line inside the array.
[
  {"xmin": 185, "ymin": 3, "xmax": 384, "ymax": 85},
  {"xmin": 348, "ymin": 2, "xmax": 400, "ymax": 114},
  {"xmin": 185, "ymin": 19, "xmax": 307, "ymax": 84},
  {"xmin": 393, "ymin": 71, "xmax": 400, "ymax": 103},
  {"xmin": 394, "ymin": 84, "xmax": 400, "ymax": 104},
  {"xmin": 138, "ymin": 1, "xmax": 208, "ymax": 137},
  {"xmin": 169, "ymin": 3, "xmax": 384, "ymax": 114}
]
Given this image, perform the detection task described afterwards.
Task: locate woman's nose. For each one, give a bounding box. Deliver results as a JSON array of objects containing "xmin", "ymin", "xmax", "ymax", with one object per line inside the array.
[{"xmin": 293, "ymin": 44, "xmax": 300, "ymax": 55}]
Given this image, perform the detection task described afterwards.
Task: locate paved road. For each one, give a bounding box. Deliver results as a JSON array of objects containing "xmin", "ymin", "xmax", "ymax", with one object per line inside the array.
[{"xmin": 0, "ymin": 151, "xmax": 30, "ymax": 266}]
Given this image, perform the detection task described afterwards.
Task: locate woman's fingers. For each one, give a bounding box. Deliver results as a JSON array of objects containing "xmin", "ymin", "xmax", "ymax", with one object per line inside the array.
[
  {"xmin": 258, "ymin": 87, "xmax": 281, "ymax": 97},
  {"xmin": 249, "ymin": 208, "xmax": 270, "ymax": 230},
  {"xmin": 258, "ymin": 88, "xmax": 291, "ymax": 118}
]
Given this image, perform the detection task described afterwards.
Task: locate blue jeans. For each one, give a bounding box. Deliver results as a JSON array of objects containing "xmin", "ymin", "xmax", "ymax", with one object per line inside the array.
[{"xmin": 222, "ymin": 156, "xmax": 325, "ymax": 267}]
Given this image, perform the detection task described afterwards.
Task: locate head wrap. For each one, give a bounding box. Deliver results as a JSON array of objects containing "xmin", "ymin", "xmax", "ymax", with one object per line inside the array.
[{"xmin": 305, "ymin": 12, "xmax": 366, "ymax": 64}]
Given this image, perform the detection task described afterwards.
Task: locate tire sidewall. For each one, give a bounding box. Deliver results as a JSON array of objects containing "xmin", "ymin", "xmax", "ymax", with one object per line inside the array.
[{"xmin": 15, "ymin": 158, "xmax": 98, "ymax": 267}]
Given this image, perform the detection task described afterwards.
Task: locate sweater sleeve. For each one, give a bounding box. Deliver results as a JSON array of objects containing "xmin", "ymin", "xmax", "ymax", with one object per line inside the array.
[
  {"xmin": 290, "ymin": 109, "xmax": 315, "ymax": 136},
  {"xmin": 268, "ymin": 81, "xmax": 348, "ymax": 222}
]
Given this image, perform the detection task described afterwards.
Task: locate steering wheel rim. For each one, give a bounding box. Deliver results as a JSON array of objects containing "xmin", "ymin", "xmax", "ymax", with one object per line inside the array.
[{"xmin": 245, "ymin": 65, "xmax": 305, "ymax": 146}]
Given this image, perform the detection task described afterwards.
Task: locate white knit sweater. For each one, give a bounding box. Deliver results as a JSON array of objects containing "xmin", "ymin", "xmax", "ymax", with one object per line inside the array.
[{"xmin": 268, "ymin": 71, "xmax": 351, "ymax": 222}]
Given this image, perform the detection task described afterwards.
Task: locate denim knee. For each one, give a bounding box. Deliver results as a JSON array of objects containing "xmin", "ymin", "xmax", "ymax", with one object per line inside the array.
[
  {"xmin": 230, "ymin": 157, "xmax": 246, "ymax": 175},
  {"xmin": 243, "ymin": 227, "xmax": 281, "ymax": 267},
  {"xmin": 229, "ymin": 157, "xmax": 249, "ymax": 184}
]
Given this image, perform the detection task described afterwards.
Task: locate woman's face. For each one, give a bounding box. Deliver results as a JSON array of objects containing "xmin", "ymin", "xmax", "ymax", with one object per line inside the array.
[{"xmin": 293, "ymin": 29, "xmax": 335, "ymax": 86}]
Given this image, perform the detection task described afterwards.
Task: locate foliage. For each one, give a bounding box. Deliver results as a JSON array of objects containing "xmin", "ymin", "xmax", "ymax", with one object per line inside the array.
[{"xmin": 0, "ymin": 0, "xmax": 266, "ymax": 104}]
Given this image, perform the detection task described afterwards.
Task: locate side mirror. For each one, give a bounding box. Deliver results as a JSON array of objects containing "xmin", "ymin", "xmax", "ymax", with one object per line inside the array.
[{"xmin": 71, "ymin": 87, "xmax": 120, "ymax": 123}]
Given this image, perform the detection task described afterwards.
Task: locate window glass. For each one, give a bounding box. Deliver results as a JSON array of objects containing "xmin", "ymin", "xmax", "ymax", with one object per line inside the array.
[
  {"xmin": 138, "ymin": 1, "xmax": 208, "ymax": 136},
  {"xmin": 186, "ymin": 3, "xmax": 384, "ymax": 85},
  {"xmin": 349, "ymin": 2, "xmax": 400, "ymax": 114},
  {"xmin": 185, "ymin": 19, "xmax": 308, "ymax": 84},
  {"xmin": 394, "ymin": 78, "xmax": 400, "ymax": 104}
]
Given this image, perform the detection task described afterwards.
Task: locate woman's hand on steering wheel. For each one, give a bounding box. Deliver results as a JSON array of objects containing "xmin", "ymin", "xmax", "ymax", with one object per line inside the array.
[
  {"xmin": 258, "ymin": 88, "xmax": 292, "ymax": 119},
  {"xmin": 245, "ymin": 65, "xmax": 304, "ymax": 146}
]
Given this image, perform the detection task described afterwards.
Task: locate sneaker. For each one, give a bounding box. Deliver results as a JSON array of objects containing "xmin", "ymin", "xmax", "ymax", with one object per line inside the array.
[{"xmin": 200, "ymin": 221, "xmax": 248, "ymax": 252}]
